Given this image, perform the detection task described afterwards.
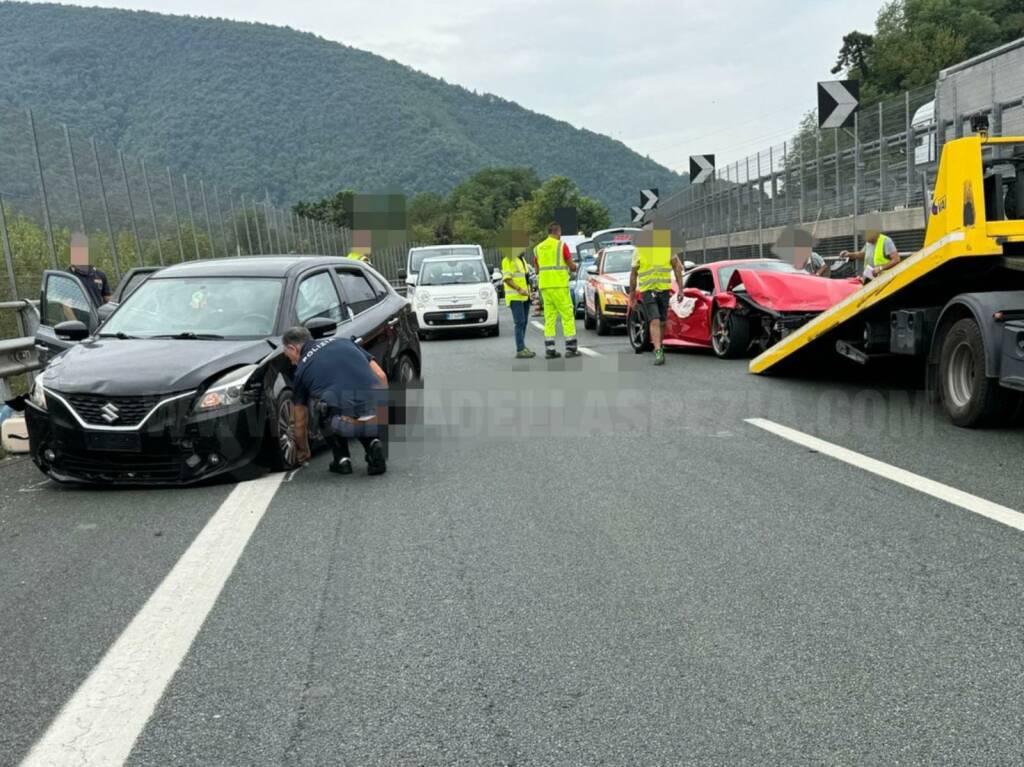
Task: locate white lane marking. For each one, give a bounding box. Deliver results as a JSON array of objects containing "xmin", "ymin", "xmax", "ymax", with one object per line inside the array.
[
  {"xmin": 21, "ymin": 473, "xmax": 285, "ymax": 767},
  {"xmin": 529, "ymin": 321, "xmax": 602, "ymax": 356},
  {"xmin": 746, "ymin": 418, "xmax": 1024, "ymax": 532}
]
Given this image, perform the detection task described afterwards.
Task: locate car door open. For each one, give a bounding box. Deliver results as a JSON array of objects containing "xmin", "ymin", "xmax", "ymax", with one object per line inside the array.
[{"xmin": 36, "ymin": 270, "xmax": 99, "ymax": 364}]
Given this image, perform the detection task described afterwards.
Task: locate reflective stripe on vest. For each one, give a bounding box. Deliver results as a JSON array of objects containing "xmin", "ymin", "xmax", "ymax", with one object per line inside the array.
[
  {"xmin": 534, "ymin": 237, "xmax": 568, "ymax": 290},
  {"xmin": 872, "ymin": 235, "xmax": 893, "ymax": 267},
  {"xmin": 636, "ymin": 246, "xmax": 672, "ymax": 292},
  {"xmin": 501, "ymin": 256, "xmax": 530, "ymax": 302}
]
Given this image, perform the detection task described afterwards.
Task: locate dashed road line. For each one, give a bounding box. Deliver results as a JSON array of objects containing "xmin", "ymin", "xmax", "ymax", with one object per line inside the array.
[
  {"xmin": 746, "ymin": 418, "xmax": 1024, "ymax": 532},
  {"xmin": 20, "ymin": 473, "xmax": 285, "ymax": 767}
]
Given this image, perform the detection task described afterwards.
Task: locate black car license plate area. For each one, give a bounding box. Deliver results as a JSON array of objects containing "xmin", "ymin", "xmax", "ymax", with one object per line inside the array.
[{"xmin": 85, "ymin": 431, "xmax": 142, "ymax": 452}]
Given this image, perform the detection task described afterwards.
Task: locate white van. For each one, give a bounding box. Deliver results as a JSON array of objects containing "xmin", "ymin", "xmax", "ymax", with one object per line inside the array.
[
  {"xmin": 403, "ymin": 244, "xmax": 484, "ymax": 295},
  {"xmin": 912, "ymin": 100, "xmax": 936, "ymax": 166}
]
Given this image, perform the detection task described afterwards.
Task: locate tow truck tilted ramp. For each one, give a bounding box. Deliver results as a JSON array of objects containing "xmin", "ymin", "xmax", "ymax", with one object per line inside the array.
[{"xmin": 750, "ymin": 136, "xmax": 1024, "ymax": 412}]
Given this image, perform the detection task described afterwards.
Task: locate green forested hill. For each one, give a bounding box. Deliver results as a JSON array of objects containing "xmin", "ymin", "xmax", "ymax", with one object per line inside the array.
[{"xmin": 0, "ymin": 2, "xmax": 684, "ymax": 217}]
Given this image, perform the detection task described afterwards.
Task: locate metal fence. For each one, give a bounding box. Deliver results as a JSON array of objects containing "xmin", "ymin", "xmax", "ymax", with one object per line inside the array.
[
  {"xmin": 661, "ymin": 50, "xmax": 1024, "ymax": 258},
  {"xmin": 0, "ymin": 104, "xmax": 355, "ymax": 341}
]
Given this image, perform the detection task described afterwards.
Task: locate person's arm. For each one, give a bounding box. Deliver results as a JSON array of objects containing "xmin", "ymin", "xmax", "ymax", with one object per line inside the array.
[
  {"xmin": 293, "ymin": 403, "xmax": 311, "ymax": 464},
  {"xmin": 628, "ymin": 266, "xmax": 639, "ymax": 308},
  {"xmin": 501, "ymin": 262, "xmax": 525, "ymax": 296},
  {"xmin": 370, "ymin": 359, "xmax": 388, "ymax": 387},
  {"xmin": 100, "ymin": 272, "xmax": 112, "ymax": 303},
  {"xmin": 562, "ymin": 244, "xmax": 576, "ymax": 274},
  {"xmin": 873, "ymin": 242, "xmax": 902, "ymax": 275},
  {"xmin": 671, "ymin": 255, "xmax": 686, "ymax": 294}
]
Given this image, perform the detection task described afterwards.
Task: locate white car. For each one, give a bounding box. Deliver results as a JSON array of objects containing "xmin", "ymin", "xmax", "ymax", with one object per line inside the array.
[
  {"xmin": 403, "ymin": 244, "xmax": 484, "ymax": 296},
  {"xmin": 413, "ymin": 255, "xmax": 499, "ymax": 339}
]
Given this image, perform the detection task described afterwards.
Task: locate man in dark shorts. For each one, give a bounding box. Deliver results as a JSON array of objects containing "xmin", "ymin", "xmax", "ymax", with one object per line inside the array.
[
  {"xmin": 282, "ymin": 326, "xmax": 389, "ymax": 476},
  {"xmin": 68, "ymin": 232, "xmax": 111, "ymax": 306},
  {"xmin": 628, "ymin": 228, "xmax": 686, "ymax": 366}
]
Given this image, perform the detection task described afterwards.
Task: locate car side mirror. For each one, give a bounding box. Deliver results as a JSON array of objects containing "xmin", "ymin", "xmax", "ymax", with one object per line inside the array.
[
  {"xmin": 586, "ymin": 265, "xmax": 598, "ymax": 275},
  {"xmin": 97, "ymin": 302, "xmax": 118, "ymax": 323},
  {"xmin": 54, "ymin": 320, "xmax": 90, "ymax": 342},
  {"xmin": 304, "ymin": 317, "xmax": 337, "ymax": 339},
  {"xmin": 398, "ymin": 268, "xmax": 407, "ymax": 279}
]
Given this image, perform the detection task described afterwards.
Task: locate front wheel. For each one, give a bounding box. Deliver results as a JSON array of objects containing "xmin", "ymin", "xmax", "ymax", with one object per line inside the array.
[
  {"xmin": 595, "ymin": 301, "xmax": 611, "ymax": 336},
  {"xmin": 583, "ymin": 302, "xmax": 595, "ymax": 330},
  {"xmin": 711, "ymin": 307, "xmax": 750, "ymax": 359},
  {"xmin": 264, "ymin": 388, "xmax": 298, "ymax": 471},
  {"xmin": 939, "ymin": 317, "xmax": 1018, "ymax": 427},
  {"xmin": 628, "ymin": 307, "xmax": 651, "ymax": 353}
]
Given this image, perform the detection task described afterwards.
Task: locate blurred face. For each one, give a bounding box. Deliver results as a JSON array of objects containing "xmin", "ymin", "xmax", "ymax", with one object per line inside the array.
[
  {"xmin": 69, "ymin": 243, "xmax": 89, "ymax": 267},
  {"xmin": 283, "ymin": 344, "xmax": 301, "ymax": 365},
  {"xmin": 791, "ymin": 246, "xmax": 812, "ymax": 267},
  {"xmin": 864, "ymin": 230, "xmax": 880, "ymax": 244}
]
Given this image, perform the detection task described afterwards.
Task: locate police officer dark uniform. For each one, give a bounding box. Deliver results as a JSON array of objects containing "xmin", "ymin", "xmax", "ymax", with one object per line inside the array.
[
  {"xmin": 68, "ymin": 232, "xmax": 110, "ymax": 306},
  {"xmin": 282, "ymin": 326, "xmax": 389, "ymax": 476}
]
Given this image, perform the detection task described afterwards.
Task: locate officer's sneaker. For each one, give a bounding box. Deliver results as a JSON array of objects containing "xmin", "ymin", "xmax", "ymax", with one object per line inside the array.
[
  {"xmin": 516, "ymin": 349, "xmax": 536, "ymax": 359},
  {"xmin": 565, "ymin": 348, "xmax": 581, "ymax": 358},
  {"xmin": 365, "ymin": 439, "xmax": 387, "ymax": 476},
  {"xmin": 653, "ymin": 348, "xmax": 666, "ymax": 366},
  {"xmin": 329, "ymin": 457, "xmax": 353, "ymax": 475},
  {"xmin": 545, "ymin": 347, "xmax": 562, "ymax": 359}
]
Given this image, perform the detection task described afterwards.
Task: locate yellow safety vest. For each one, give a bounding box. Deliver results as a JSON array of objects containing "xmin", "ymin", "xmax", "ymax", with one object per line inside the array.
[
  {"xmin": 534, "ymin": 237, "xmax": 569, "ymax": 290},
  {"xmin": 636, "ymin": 246, "xmax": 673, "ymax": 292},
  {"xmin": 871, "ymin": 235, "xmax": 894, "ymax": 267},
  {"xmin": 501, "ymin": 255, "xmax": 530, "ymax": 304},
  {"xmin": 346, "ymin": 251, "xmax": 365, "ymax": 261}
]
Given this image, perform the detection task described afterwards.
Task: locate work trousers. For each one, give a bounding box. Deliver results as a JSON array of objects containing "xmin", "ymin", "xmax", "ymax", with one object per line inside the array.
[
  {"xmin": 509, "ymin": 299, "xmax": 530, "ymax": 351},
  {"xmin": 541, "ymin": 287, "xmax": 576, "ymax": 341}
]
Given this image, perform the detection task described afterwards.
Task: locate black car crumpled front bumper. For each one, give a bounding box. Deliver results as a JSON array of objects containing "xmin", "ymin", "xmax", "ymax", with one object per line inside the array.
[{"xmin": 25, "ymin": 390, "xmax": 265, "ymax": 485}]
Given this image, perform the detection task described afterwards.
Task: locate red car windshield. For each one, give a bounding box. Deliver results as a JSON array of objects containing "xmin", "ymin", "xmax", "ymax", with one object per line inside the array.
[{"xmin": 717, "ymin": 260, "xmax": 800, "ymax": 289}]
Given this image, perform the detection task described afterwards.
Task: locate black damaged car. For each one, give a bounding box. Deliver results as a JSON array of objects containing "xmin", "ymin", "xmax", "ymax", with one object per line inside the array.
[{"xmin": 25, "ymin": 256, "xmax": 422, "ymax": 485}]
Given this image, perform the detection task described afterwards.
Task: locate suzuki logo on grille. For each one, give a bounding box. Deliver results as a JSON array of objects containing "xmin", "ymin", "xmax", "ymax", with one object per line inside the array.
[{"xmin": 100, "ymin": 402, "xmax": 120, "ymax": 424}]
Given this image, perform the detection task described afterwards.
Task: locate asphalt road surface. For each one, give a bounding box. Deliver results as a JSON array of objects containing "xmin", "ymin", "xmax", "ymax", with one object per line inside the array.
[{"xmin": 3, "ymin": 307, "xmax": 1024, "ymax": 766}]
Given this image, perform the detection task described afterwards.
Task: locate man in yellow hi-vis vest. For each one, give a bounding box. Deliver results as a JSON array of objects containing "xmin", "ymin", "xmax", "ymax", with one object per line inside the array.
[
  {"xmin": 628, "ymin": 227, "xmax": 686, "ymax": 366},
  {"xmin": 347, "ymin": 229, "xmax": 371, "ymax": 263},
  {"xmin": 841, "ymin": 217, "xmax": 901, "ymax": 283},
  {"xmin": 501, "ymin": 249, "xmax": 535, "ymax": 358},
  {"xmin": 533, "ymin": 222, "xmax": 579, "ymax": 358}
]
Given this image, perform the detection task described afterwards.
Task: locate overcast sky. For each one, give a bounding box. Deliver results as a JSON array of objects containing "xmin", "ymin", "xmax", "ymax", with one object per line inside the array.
[{"xmin": 36, "ymin": 0, "xmax": 884, "ymax": 174}]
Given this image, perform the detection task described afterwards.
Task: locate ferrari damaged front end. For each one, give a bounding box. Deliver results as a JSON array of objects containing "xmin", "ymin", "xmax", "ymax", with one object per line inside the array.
[{"xmin": 725, "ymin": 268, "xmax": 862, "ymax": 353}]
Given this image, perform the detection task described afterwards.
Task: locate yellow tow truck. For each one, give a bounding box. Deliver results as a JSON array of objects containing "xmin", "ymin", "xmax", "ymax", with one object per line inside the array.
[{"xmin": 750, "ymin": 125, "xmax": 1024, "ymax": 427}]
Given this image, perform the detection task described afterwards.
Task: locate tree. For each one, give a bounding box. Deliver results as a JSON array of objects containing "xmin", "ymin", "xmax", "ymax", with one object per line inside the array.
[
  {"xmin": 505, "ymin": 176, "xmax": 611, "ymax": 242},
  {"xmin": 831, "ymin": 31, "xmax": 874, "ymax": 77},
  {"xmin": 293, "ymin": 190, "xmax": 355, "ymax": 229}
]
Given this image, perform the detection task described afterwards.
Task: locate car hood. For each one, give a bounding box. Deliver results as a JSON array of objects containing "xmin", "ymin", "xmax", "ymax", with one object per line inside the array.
[
  {"xmin": 42, "ymin": 338, "xmax": 278, "ymax": 396},
  {"xmin": 729, "ymin": 270, "xmax": 861, "ymax": 312},
  {"xmin": 596, "ymin": 273, "xmax": 630, "ymax": 287},
  {"xmin": 418, "ymin": 283, "xmax": 489, "ymax": 299}
]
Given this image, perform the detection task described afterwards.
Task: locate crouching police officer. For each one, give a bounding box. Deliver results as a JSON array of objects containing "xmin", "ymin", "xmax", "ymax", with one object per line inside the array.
[{"xmin": 282, "ymin": 326, "xmax": 389, "ymax": 476}]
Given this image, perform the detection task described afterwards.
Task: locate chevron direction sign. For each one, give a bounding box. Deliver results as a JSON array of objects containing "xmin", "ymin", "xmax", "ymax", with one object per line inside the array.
[
  {"xmin": 817, "ymin": 80, "xmax": 859, "ymax": 129},
  {"xmin": 640, "ymin": 188, "xmax": 659, "ymax": 211},
  {"xmin": 689, "ymin": 155, "xmax": 715, "ymax": 185},
  {"xmin": 630, "ymin": 206, "xmax": 645, "ymax": 224}
]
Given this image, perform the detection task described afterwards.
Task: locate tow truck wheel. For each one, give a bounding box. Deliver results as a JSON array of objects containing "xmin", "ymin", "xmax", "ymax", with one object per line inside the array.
[
  {"xmin": 939, "ymin": 317, "xmax": 1017, "ymax": 427},
  {"xmin": 711, "ymin": 307, "xmax": 750, "ymax": 359},
  {"xmin": 628, "ymin": 307, "xmax": 652, "ymax": 353}
]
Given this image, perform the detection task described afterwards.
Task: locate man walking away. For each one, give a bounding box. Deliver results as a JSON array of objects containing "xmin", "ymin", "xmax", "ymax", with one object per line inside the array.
[
  {"xmin": 533, "ymin": 222, "xmax": 578, "ymax": 359},
  {"xmin": 628, "ymin": 227, "xmax": 685, "ymax": 366},
  {"xmin": 68, "ymin": 232, "xmax": 111, "ymax": 306},
  {"xmin": 502, "ymin": 249, "xmax": 535, "ymax": 358},
  {"xmin": 283, "ymin": 327, "xmax": 389, "ymax": 476}
]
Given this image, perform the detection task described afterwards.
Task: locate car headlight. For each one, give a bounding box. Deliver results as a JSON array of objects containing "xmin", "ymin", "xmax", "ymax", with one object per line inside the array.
[
  {"xmin": 193, "ymin": 364, "xmax": 259, "ymax": 413},
  {"xmin": 416, "ymin": 290, "xmax": 432, "ymax": 307},
  {"xmin": 479, "ymin": 286, "xmax": 495, "ymax": 305},
  {"xmin": 29, "ymin": 379, "xmax": 47, "ymax": 411}
]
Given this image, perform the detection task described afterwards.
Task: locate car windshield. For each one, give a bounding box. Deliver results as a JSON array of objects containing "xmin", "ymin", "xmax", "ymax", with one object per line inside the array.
[
  {"xmin": 576, "ymin": 242, "xmax": 597, "ymax": 261},
  {"xmin": 102, "ymin": 277, "xmax": 284, "ymax": 338},
  {"xmin": 410, "ymin": 247, "xmax": 480, "ymax": 273},
  {"xmin": 718, "ymin": 260, "xmax": 800, "ymax": 287},
  {"xmin": 602, "ymin": 249, "xmax": 634, "ymax": 274},
  {"xmin": 419, "ymin": 259, "xmax": 489, "ymax": 286}
]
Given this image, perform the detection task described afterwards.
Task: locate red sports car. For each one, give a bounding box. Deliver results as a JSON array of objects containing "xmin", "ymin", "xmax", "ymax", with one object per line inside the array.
[{"xmin": 627, "ymin": 259, "xmax": 862, "ymax": 358}]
